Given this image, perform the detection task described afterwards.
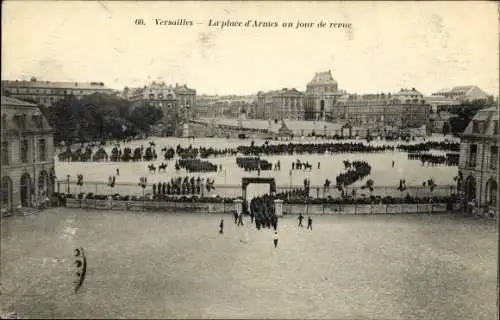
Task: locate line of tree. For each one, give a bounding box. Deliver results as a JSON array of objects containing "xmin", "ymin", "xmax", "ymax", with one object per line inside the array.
[
  {"xmin": 37, "ymin": 93, "xmax": 166, "ymax": 144},
  {"xmin": 447, "ymin": 100, "xmax": 495, "ymax": 136}
]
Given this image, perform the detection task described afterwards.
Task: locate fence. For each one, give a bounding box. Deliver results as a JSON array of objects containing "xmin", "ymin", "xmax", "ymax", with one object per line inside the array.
[
  {"xmin": 64, "ymin": 198, "xmax": 232, "ymax": 213},
  {"xmin": 57, "ymin": 180, "xmax": 456, "ymax": 199},
  {"xmin": 62, "ymin": 197, "xmax": 451, "ymax": 215}
]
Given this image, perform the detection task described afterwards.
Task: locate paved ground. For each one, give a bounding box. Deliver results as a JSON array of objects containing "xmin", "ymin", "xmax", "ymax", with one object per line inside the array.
[{"xmin": 1, "ymin": 208, "xmax": 497, "ymax": 319}]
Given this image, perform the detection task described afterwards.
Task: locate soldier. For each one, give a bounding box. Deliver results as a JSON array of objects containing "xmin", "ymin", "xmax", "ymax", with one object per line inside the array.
[
  {"xmin": 297, "ymin": 213, "xmax": 304, "ymax": 227},
  {"xmin": 219, "ymin": 219, "xmax": 224, "ymax": 234},
  {"xmin": 307, "ymin": 216, "xmax": 313, "ymax": 231},
  {"xmin": 273, "ymin": 232, "xmax": 279, "ymax": 248}
]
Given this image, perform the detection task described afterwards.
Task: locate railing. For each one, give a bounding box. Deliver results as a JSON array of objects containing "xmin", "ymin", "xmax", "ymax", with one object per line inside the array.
[
  {"xmin": 57, "ymin": 180, "xmax": 456, "ymax": 199},
  {"xmin": 64, "ymin": 198, "xmax": 232, "ymax": 213},
  {"xmin": 61, "ymin": 198, "xmax": 455, "ymax": 216}
]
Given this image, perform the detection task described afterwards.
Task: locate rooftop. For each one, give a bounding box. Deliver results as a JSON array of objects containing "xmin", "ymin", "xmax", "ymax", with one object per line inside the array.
[
  {"xmin": 1, "ymin": 79, "xmax": 111, "ymax": 90},
  {"xmin": 1, "ymin": 96, "xmax": 38, "ymax": 108},
  {"xmin": 307, "ymin": 70, "xmax": 338, "ymax": 86},
  {"xmin": 462, "ymin": 106, "xmax": 499, "ymax": 137}
]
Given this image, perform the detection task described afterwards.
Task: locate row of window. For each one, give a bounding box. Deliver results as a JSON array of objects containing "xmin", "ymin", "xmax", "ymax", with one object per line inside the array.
[
  {"xmin": 467, "ymin": 144, "xmax": 498, "ymax": 170},
  {"xmin": 1, "ymin": 114, "xmax": 44, "ymax": 130},
  {"xmin": 6, "ymin": 88, "xmax": 88, "ymax": 95},
  {"xmin": 1, "ymin": 139, "xmax": 48, "ymax": 165}
]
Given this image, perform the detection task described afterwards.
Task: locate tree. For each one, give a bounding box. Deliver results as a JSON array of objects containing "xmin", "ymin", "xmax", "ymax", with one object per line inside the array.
[{"xmin": 41, "ymin": 93, "xmax": 164, "ymax": 143}]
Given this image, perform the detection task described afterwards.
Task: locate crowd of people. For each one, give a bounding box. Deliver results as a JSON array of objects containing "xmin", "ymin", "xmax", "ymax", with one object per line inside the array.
[
  {"xmin": 152, "ymin": 176, "xmax": 216, "ymax": 196},
  {"xmin": 176, "ymin": 159, "xmax": 218, "ymax": 173},
  {"xmin": 58, "ymin": 139, "xmax": 461, "ymax": 163},
  {"xmin": 335, "ymin": 161, "xmax": 372, "ymax": 191},
  {"xmin": 236, "ymin": 157, "xmax": 273, "ymax": 172},
  {"xmin": 407, "ymin": 153, "xmax": 459, "ymax": 166},
  {"xmin": 249, "ymin": 194, "xmax": 278, "ymax": 231}
]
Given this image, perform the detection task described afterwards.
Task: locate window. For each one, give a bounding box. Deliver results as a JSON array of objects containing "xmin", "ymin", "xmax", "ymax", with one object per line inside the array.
[
  {"xmin": 20, "ymin": 139, "xmax": 29, "ymax": 163},
  {"xmin": 493, "ymin": 120, "xmax": 499, "ymax": 135},
  {"xmin": 472, "ymin": 121, "xmax": 480, "ymax": 133},
  {"xmin": 1, "ymin": 114, "xmax": 6, "ymax": 129},
  {"xmin": 491, "ymin": 146, "xmax": 498, "ymax": 170},
  {"xmin": 32, "ymin": 115, "xmax": 43, "ymax": 128},
  {"xmin": 38, "ymin": 139, "xmax": 47, "ymax": 161},
  {"xmin": 1, "ymin": 141, "xmax": 9, "ymax": 165},
  {"xmin": 468, "ymin": 144, "xmax": 477, "ymax": 167},
  {"xmin": 15, "ymin": 115, "xmax": 26, "ymax": 130}
]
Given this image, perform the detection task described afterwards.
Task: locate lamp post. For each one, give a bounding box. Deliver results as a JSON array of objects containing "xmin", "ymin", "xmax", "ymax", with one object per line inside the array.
[
  {"xmin": 139, "ymin": 176, "xmax": 147, "ymax": 211},
  {"xmin": 66, "ymin": 175, "xmax": 70, "ymax": 194}
]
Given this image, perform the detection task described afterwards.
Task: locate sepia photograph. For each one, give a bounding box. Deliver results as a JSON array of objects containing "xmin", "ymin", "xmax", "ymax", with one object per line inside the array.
[{"xmin": 0, "ymin": 1, "xmax": 498, "ymax": 319}]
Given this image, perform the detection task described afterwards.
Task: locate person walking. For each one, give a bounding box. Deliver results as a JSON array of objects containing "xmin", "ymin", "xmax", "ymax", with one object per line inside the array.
[
  {"xmin": 273, "ymin": 232, "xmax": 279, "ymax": 248},
  {"xmin": 237, "ymin": 213, "xmax": 244, "ymax": 226},
  {"xmin": 298, "ymin": 213, "xmax": 304, "ymax": 227},
  {"xmin": 234, "ymin": 211, "xmax": 238, "ymax": 224},
  {"xmin": 307, "ymin": 216, "xmax": 313, "ymax": 230},
  {"xmin": 219, "ymin": 219, "xmax": 224, "ymax": 234}
]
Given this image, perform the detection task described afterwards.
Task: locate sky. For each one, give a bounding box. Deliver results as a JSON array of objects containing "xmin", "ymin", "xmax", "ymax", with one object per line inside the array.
[{"xmin": 2, "ymin": 1, "xmax": 498, "ymax": 96}]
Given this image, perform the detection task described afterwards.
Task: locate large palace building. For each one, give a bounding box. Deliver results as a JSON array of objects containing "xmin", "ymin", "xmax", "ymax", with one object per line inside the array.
[
  {"xmin": 458, "ymin": 106, "xmax": 498, "ymax": 216},
  {"xmin": 304, "ymin": 70, "xmax": 343, "ymax": 121},
  {"xmin": 1, "ymin": 96, "xmax": 56, "ymax": 213},
  {"xmin": 1, "ymin": 77, "xmax": 114, "ymax": 107}
]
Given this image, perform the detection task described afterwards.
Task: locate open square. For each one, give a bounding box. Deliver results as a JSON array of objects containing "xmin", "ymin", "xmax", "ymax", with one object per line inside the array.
[{"xmin": 1, "ymin": 208, "xmax": 497, "ymax": 319}]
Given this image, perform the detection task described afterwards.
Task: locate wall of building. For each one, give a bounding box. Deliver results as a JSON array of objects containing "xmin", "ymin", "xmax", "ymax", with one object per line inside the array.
[{"xmin": 1, "ymin": 101, "xmax": 56, "ymax": 211}]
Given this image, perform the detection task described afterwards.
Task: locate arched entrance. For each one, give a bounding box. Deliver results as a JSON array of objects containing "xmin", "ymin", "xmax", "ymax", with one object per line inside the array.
[
  {"xmin": 486, "ymin": 178, "xmax": 497, "ymax": 205},
  {"xmin": 20, "ymin": 172, "xmax": 32, "ymax": 207},
  {"xmin": 464, "ymin": 175, "xmax": 476, "ymax": 202},
  {"xmin": 242, "ymin": 177, "xmax": 277, "ymax": 214},
  {"xmin": 1, "ymin": 176, "xmax": 13, "ymax": 212},
  {"xmin": 241, "ymin": 177, "xmax": 276, "ymax": 201},
  {"xmin": 38, "ymin": 170, "xmax": 49, "ymax": 197},
  {"xmin": 319, "ymin": 100, "xmax": 325, "ymax": 119}
]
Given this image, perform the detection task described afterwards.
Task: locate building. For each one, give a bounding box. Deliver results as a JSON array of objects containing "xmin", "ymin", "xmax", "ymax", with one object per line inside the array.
[
  {"xmin": 432, "ymin": 85, "xmax": 490, "ymax": 104},
  {"xmin": 195, "ymin": 95, "xmax": 257, "ymax": 119},
  {"xmin": 256, "ymin": 88, "xmax": 305, "ymax": 121},
  {"xmin": 335, "ymin": 93, "xmax": 392, "ymax": 126},
  {"xmin": 458, "ymin": 106, "xmax": 498, "ymax": 215},
  {"xmin": 1, "ymin": 96, "xmax": 56, "ymax": 213},
  {"xmin": 304, "ymin": 70, "xmax": 343, "ymax": 121},
  {"xmin": 391, "ymin": 88, "xmax": 429, "ymax": 128},
  {"xmin": 1, "ymin": 77, "xmax": 114, "ymax": 107},
  {"xmin": 424, "ymin": 95, "xmax": 460, "ymax": 112},
  {"xmin": 334, "ymin": 88, "xmax": 429, "ymax": 129},
  {"xmin": 123, "ymin": 81, "xmax": 196, "ymax": 136}
]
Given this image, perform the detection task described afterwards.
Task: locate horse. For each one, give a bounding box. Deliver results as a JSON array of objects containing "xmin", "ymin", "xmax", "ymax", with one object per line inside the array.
[
  {"xmin": 161, "ymin": 147, "xmax": 167, "ymax": 152},
  {"xmin": 303, "ymin": 162, "xmax": 312, "ymax": 170},
  {"xmin": 343, "ymin": 160, "xmax": 351, "ymax": 169},
  {"xmin": 158, "ymin": 163, "xmax": 167, "ymax": 172},
  {"xmin": 148, "ymin": 164, "xmax": 156, "ymax": 173},
  {"xmin": 149, "ymin": 141, "xmax": 156, "ymax": 147}
]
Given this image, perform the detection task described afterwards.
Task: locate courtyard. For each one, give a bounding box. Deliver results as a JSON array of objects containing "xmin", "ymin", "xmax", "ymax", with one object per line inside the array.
[
  {"xmin": 1, "ymin": 208, "xmax": 497, "ymax": 319},
  {"xmin": 54, "ymin": 137, "xmax": 458, "ymax": 199}
]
